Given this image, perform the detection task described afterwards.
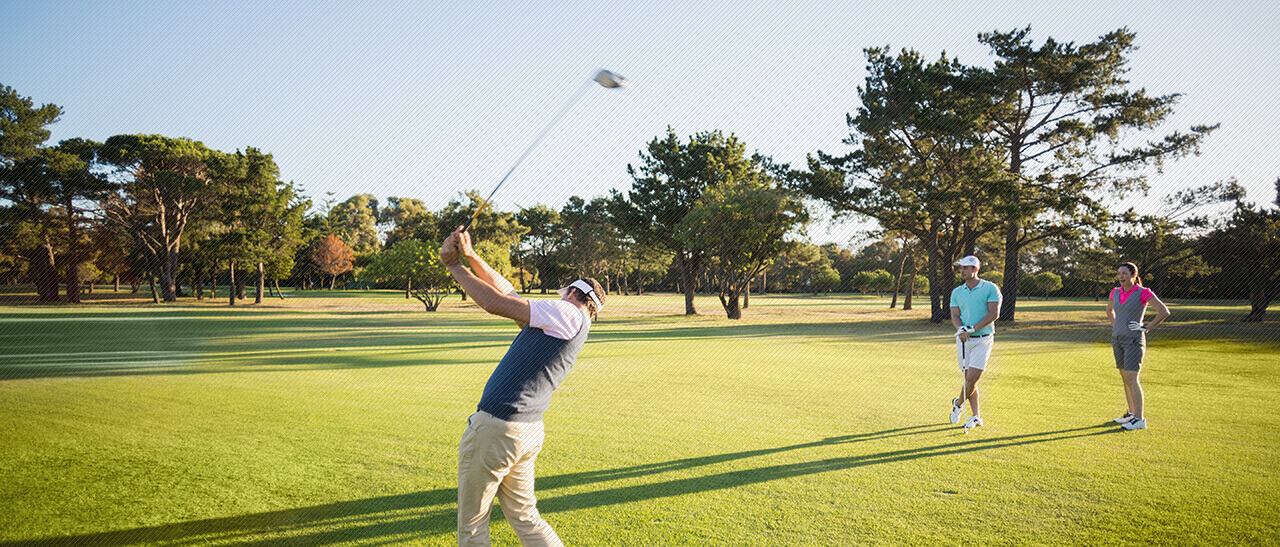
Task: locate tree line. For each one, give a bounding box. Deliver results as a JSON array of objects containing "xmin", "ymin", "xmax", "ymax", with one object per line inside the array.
[{"xmin": 3, "ymin": 27, "xmax": 1278, "ymax": 320}]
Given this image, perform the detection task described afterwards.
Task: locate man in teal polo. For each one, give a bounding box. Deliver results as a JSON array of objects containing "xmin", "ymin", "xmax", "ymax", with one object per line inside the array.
[{"xmin": 948, "ymin": 255, "xmax": 1002, "ymax": 430}]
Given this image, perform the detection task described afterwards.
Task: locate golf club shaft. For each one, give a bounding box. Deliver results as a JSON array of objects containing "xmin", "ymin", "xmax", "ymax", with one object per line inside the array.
[{"xmin": 463, "ymin": 77, "xmax": 597, "ymax": 232}]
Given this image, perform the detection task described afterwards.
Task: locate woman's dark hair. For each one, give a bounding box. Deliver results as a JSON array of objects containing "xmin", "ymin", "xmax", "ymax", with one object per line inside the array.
[{"xmin": 1119, "ymin": 262, "xmax": 1142, "ymax": 286}]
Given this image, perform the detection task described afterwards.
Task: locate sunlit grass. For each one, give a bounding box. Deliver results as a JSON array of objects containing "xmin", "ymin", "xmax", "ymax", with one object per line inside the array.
[{"xmin": 1, "ymin": 291, "xmax": 1277, "ymax": 545}]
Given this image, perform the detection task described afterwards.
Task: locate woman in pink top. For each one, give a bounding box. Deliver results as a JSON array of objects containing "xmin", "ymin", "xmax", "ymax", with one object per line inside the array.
[{"xmin": 1107, "ymin": 262, "xmax": 1171, "ymax": 430}]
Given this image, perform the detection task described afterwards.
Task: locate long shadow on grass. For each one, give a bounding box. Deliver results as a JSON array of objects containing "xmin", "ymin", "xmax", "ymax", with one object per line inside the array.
[
  {"xmin": 1, "ymin": 423, "xmax": 1117, "ymax": 546},
  {"xmin": 0, "ymin": 311, "xmax": 524, "ymax": 380}
]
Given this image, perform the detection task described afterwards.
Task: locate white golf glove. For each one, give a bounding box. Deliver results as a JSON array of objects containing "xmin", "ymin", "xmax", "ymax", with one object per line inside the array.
[
  {"xmin": 1128, "ymin": 320, "xmax": 1148, "ymax": 332},
  {"xmin": 956, "ymin": 325, "xmax": 975, "ymax": 337}
]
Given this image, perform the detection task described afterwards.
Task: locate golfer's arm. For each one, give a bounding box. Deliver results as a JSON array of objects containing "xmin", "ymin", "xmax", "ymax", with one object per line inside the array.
[
  {"xmin": 464, "ymin": 253, "xmax": 517, "ymax": 296},
  {"xmin": 447, "ymin": 263, "xmax": 530, "ymax": 327},
  {"xmin": 1107, "ymin": 299, "xmax": 1115, "ymax": 326},
  {"xmin": 971, "ymin": 301, "xmax": 999, "ymax": 331},
  {"xmin": 950, "ymin": 307, "xmax": 963, "ymax": 329},
  {"xmin": 1146, "ymin": 296, "xmax": 1171, "ymax": 330}
]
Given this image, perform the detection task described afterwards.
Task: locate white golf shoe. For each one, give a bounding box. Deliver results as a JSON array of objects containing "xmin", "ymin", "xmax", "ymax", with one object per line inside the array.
[
  {"xmin": 950, "ymin": 398, "xmax": 963, "ymax": 424},
  {"xmin": 1113, "ymin": 412, "xmax": 1134, "ymax": 424},
  {"xmin": 1121, "ymin": 417, "xmax": 1147, "ymax": 430},
  {"xmin": 963, "ymin": 415, "xmax": 983, "ymax": 429}
]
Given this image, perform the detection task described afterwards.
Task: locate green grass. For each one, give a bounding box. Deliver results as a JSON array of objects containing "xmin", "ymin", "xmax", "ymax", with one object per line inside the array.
[{"xmin": 1, "ymin": 290, "xmax": 1277, "ymax": 545}]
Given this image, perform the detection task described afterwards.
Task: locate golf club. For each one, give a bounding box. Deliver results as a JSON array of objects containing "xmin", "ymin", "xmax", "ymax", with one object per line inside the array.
[{"xmin": 462, "ymin": 69, "xmax": 630, "ymax": 232}]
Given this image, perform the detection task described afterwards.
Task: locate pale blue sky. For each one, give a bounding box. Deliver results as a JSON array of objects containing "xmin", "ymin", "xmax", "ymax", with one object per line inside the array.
[{"xmin": 4, "ymin": 0, "xmax": 1277, "ymax": 243}]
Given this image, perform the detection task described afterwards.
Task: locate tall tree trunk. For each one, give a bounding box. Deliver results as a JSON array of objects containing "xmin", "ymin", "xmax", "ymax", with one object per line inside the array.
[
  {"xmin": 518, "ymin": 260, "xmax": 526, "ymax": 293},
  {"xmin": 236, "ymin": 269, "xmax": 247, "ymax": 300},
  {"xmin": 761, "ymin": 270, "xmax": 767, "ymax": 294},
  {"xmin": 149, "ymin": 273, "xmax": 160, "ymax": 304},
  {"xmin": 275, "ymin": 279, "xmax": 285, "ymax": 299},
  {"xmin": 255, "ymin": 262, "xmax": 265, "ymax": 304},
  {"xmin": 1244, "ymin": 280, "xmax": 1271, "ymax": 322},
  {"xmin": 719, "ymin": 292, "xmax": 743, "ymax": 320},
  {"xmin": 160, "ymin": 248, "xmax": 180, "ymax": 302},
  {"xmin": 680, "ymin": 252, "xmax": 698, "ymax": 315},
  {"xmin": 1000, "ymin": 221, "xmax": 1021, "ymax": 322},
  {"xmin": 891, "ymin": 246, "xmax": 910, "ymax": 309},
  {"xmin": 64, "ymin": 199, "xmax": 82, "ymax": 304},
  {"xmin": 114, "ymin": 274, "xmax": 120, "ymax": 292},
  {"xmin": 229, "ymin": 263, "xmax": 237, "ymax": 306},
  {"xmin": 195, "ymin": 279, "xmax": 203, "ymax": 300},
  {"xmin": 904, "ymin": 254, "xmax": 918, "ymax": 311},
  {"xmin": 743, "ymin": 277, "xmax": 750, "ymax": 309},
  {"xmin": 28, "ymin": 244, "xmax": 60, "ymax": 302},
  {"xmin": 405, "ymin": 275, "xmax": 412, "ymax": 299},
  {"xmin": 65, "ymin": 265, "xmax": 81, "ymax": 304},
  {"xmin": 926, "ymin": 235, "xmax": 950, "ymax": 323}
]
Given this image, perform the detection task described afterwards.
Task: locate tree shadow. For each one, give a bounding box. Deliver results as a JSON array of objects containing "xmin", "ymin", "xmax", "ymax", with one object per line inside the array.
[
  {"xmin": 0, "ymin": 306, "xmax": 533, "ymax": 380},
  {"xmin": 1, "ymin": 422, "xmax": 1116, "ymax": 546}
]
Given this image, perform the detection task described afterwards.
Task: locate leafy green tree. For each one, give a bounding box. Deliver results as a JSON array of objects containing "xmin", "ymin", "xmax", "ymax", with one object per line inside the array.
[
  {"xmin": 328, "ymin": 194, "xmax": 381, "ymax": 256},
  {"xmin": 0, "ymin": 85, "xmax": 64, "ymax": 301},
  {"xmin": 0, "ymin": 243, "xmax": 26, "ymax": 285},
  {"xmin": 819, "ymin": 243, "xmax": 857, "ymax": 293},
  {"xmin": 213, "ymin": 149, "xmax": 308, "ymax": 304},
  {"xmin": 2, "ymin": 140, "xmax": 109, "ymax": 302},
  {"xmin": 99, "ymin": 134, "xmax": 221, "ymax": 302},
  {"xmin": 1026, "ymin": 272, "xmax": 1063, "ymax": 298},
  {"xmin": 1199, "ymin": 181, "xmax": 1280, "ymax": 321},
  {"xmin": 804, "ymin": 47, "xmax": 1009, "ymax": 321},
  {"xmin": 868, "ymin": 269, "xmax": 895, "ymax": 296},
  {"xmin": 0, "ymin": 84, "xmax": 60, "ymax": 165},
  {"xmin": 558, "ymin": 196, "xmax": 624, "ymax": 291},
  {"xmin": 912, "ymin": 273, "xmax": 930, "ymax": 295},
  {"xmin": 982, "ymin": 271, "xmax": 1004, "ymax": 288},
  {"xmin": 810, "ymin": 266, "xmax": 841, "ymax": 295},
  {"xmin": 678, "ymin": 181, "xmax": 807, "ymax": 318},
  {"xmin": 364, "ymin": 239, "xmax": 453, "ymax": 310},
  {"xmin": 437, "ymin": 190, "xmax": 528, "ymax": 250},
  {"xmin": 290, "ymin": 213, "xmax": 329, "ymax": 289},
  {"xmin": 381, "ymin": 196, "xmax": 438, "ymax": 249},
  {"xmin": 1109, "ymin": 180, "xmax": 1241, "ymax": 296},
  {"xmin": 516, "ymin": 204, "xmax": 568, "ymax": 293},
  {"xmin": 978, "ymin": 27, "xmax": 1216, "ymax": 321},
  {"xmin": 614, "ymin": 128, "xmax": 770, "ymax": 315},
  {"xmin": 767, "ymin": 242, "xmax": 828, "ymax": 293},
  {"xmin": 849, "ymin": 271, "xmax": 874, "ymax": 294}
]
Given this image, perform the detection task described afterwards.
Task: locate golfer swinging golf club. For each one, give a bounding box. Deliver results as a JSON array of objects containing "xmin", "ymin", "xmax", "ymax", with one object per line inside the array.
[
  {"xmin": 441, "ymin": 226, "xmax": 604, "ymax": 547},
  {"xmin": 948, "ymin": 255, "xmax": 1001, "ymax": 431}
]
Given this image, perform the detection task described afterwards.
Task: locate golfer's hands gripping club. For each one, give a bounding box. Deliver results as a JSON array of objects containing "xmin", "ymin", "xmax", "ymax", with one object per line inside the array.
[
  {"xmin": 441, "ymin": 231, "xmax": 463, "ymax": 267},
  {"xmin": 956, "ymin": 325, "xmax": 974, "ymax": 342},
  {"xmin": 1128, "ymin": 320, "xmax": 1148, "ymax": 333},
  {"xmin": 441, "ymin": 226, "xmax": 480, "ymax": 268},
  {"xmin": 454, "ymin": 226, "xmax": 479, "ymax": 261}
]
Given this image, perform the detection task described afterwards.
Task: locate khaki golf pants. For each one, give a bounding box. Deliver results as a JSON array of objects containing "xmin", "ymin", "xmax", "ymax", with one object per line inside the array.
[{"xmin": 458, "ymin": 411, "xmax": 562, "ymax": 547}]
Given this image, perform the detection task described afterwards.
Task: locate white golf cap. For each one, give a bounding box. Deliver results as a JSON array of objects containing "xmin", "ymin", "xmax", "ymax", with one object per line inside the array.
[
  {"xmin": 557, "ymin": 279, "xmax": 603, "ymax": 310},
  {"xmin": 954, "ymin": 255, "xmax": 981, "ymax": 267}
]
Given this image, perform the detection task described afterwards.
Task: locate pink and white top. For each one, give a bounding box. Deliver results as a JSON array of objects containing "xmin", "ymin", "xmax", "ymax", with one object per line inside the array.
[
  {"xmin": 1110, "ymin": 285, "xmax": 1155, "ymax": 307},
  {"xmin": 529, "ymin": 299, "xmax": 589, "ymax": 341}
]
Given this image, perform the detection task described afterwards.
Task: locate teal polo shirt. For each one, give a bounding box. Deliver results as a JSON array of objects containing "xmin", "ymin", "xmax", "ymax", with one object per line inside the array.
[{"xmin": 950, "ymin": 279, "xmax": 1002, "ymax": 335}]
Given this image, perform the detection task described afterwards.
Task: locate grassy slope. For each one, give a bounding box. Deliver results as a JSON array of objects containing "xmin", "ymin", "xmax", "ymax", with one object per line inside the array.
[{"xmin": 0, "ymin": 290, "xmax": 1276, "ymax": 546}]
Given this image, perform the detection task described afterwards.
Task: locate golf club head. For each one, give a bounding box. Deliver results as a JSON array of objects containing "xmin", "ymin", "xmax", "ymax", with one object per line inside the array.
[{"xmin": 594, "ymin": 69, "xmax": 630, "ymax": 88}]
